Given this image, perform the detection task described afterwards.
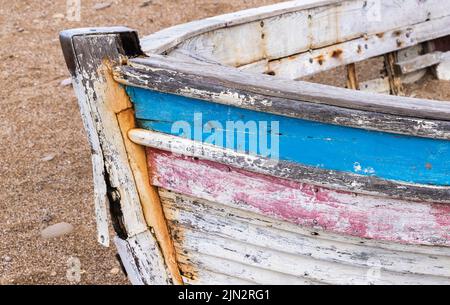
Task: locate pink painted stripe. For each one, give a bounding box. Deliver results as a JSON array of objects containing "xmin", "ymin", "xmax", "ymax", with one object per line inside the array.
[{"xmin": 147, "ymin": 148, "xmax": 450, "ymax": 247}]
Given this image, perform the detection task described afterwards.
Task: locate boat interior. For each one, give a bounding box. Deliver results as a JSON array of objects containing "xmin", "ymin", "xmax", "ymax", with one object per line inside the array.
[{"xmin": 140, "ymin": 0, "xmax": 450, "ymax": 97}]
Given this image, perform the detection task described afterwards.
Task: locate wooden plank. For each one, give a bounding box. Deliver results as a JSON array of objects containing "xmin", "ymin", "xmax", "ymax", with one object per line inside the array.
[
  {"xmin": 176, "ymin": 250, "xmax": 321, "ymax": 285},
  {"xmin": 346, "ymin": 63, "xmax": 359, "ymax": 90},
  {"xmin": 127, "ymin": 86, "xmax": 450, "ymax": 187},
  {"xmin": 265, "ymin": 15, "xmax": 450, "ymax": 79},
  {"xmin": 395, "ymin": 51, "xmax": 450, "ymax": 74},
  {"xmin": 167, "ymin": 220, "xmax": 450, "ymax": 285},
  {"xmin": 116, "ymin": 109, "xmax": 183, "ymax": 285},
  {"xmin": 175, "ymin": 0, "xmax": 450, "ymax": 68},
  {"xmin": 129, "ymin": 130, "xmax": 450, "ymax": 203},
  {"xmin": 360, "ymin": 72, "xmax": 425, "ymax": 94},
  {"xmin": 159, "ymin": 188, "xmax": 450, "ymax": 255},
  {"xmin": 140, "ymin": 0, "xmax": 340, "ymax": 54},
  {"xmin": 436, "ymin": 61, "xmax": 450, "ymax": 81},
  {"xmin": 384, "ymin": 52, "xmax": 405, "ymax": 96},
  {"xmin": 71, "ymin": 75, "xmax": 110, "ymax": 246},
  {"xmin": 114, "ymin": 233, "xmax": 170, "ymax": 285},
  {"xmin": 160, "ymin": 189, "xmax": 450, "ymax": 277},
  {"xmin": 160, "ymin": 189, "xmax": 450, "ymax": 278},
  {"xmin": 427, "ymin": 36, "xmax": 450, "ymax": 80},
  {"xmin": 179, "ymin": 265, "xmax": 257, "ymax": 285},
  {"xmin": 60, "ymin": 28, "xmax": 172, "ymax": 285},
  {"xmin": 148, "ymin": 149, "xmax": 450, "ymax": 247},
  {"xmin": 114, "ymin": 55, "xmax": 450, "ymax": 135},
  {"xmin": 359, "ymin": 77, "xmax": 390, "ymax": 94}
]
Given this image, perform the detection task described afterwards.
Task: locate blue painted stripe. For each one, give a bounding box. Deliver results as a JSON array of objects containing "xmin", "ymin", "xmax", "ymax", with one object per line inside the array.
[{"xmin": 126, "ymin": 86, "xmax": 450, "ymax": 186}]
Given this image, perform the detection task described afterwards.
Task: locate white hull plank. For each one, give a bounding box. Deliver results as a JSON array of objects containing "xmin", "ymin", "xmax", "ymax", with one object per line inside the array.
[{"xmin": 160, "ymin": 190, "xmax": 450, "ymax": 285}]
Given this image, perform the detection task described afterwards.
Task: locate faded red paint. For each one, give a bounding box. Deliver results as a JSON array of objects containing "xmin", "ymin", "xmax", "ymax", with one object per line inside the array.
[{"xmin": 147, "ymin": 148, "xmax": 450, "ymax": 247}]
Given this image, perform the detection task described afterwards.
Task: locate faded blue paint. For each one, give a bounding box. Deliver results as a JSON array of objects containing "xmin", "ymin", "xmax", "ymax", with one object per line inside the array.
[{"xmin": 126, "ymin": 86, "xmax": 450, "ymax": 186}]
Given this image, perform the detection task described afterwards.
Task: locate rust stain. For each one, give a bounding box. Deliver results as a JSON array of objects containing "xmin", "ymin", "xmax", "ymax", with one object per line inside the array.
[
  {"xmin": 314, "ymin": 54, "xmax": 325, "ymax": 65},
  {"xmin": 330, "ymin": 49, "xmax": 343, "ymax": 59},
  {"xmin": 393, "ymin": 30, "xmax": 403, "ymax": 37},
  {"xmin": 376, "ymin": 32, "xmax": 385, "ymax": 38},
  {"xmin": 397, "ymin": 39, "xmax": 403, "ymax": 48}
]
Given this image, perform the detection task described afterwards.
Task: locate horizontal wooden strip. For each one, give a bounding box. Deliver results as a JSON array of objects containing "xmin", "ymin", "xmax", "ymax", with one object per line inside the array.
[
  {"xmin": 265, "ymin": 15, "xmax": 450, "ymax": 79},
  {"xmin": 179, "ymin": 264, "xmax": 257, "ymax": 285},
  {"xmin": 176, "ymin": 250, "xmax": 319, "ymax": 285},
  {"xmin": 127, "ymin": 86, "xmax": 450, "ymax": 186},
  {"xmin": 396, "ymin": 51, "xmax": 450, "ymax": 74},
  {"xmin": 169, "ymin": 222, "xmax": 450, "ymax": 285},
  {"xmin": 148, "ymin": 148, "xmax": 450, "ymax": 246},
  {"xmin": 160, "ymin": 189, "xmax": 450, "ymax": 257},
  {"xmin": 114, "ymin": 56, "xmax": 450, "ymax": 138},
  {"xmin": 160, "ymin": 189, "xmax": 450, "ymax": 277},
  {"xmin": 130, "ymin": 129, "xmax": 450, "ymax": 203}
]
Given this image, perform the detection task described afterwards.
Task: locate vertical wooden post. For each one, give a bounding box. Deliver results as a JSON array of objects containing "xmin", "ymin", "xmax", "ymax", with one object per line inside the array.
[
  {"xmin": 346, "ymin": 63, "xmax": 360, "ymax": 90},
  {"xmin": 384, "ymin": 52, "xmax": 405, "ymax": 96},
  {"xmin": 60, "ymin": 27, "xmax": 181, "ymax": 285}
]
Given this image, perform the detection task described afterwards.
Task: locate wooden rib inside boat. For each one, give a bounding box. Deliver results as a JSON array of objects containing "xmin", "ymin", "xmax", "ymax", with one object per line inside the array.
[{"xmin": 60, "ymin": 0, "xmax": 450, "ymax": 285}]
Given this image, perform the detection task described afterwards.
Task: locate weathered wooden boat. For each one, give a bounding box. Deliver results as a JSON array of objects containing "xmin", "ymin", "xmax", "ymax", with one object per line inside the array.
[{"xmin": 60, "ymin": 0, "xmax": 450, "ymax": 285}]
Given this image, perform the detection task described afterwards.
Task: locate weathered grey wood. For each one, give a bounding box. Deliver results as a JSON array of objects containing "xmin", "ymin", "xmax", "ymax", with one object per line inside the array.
[
  {"xmin": 176, "ymin": 250, "xmax": 321, "ymax": 285},
  {"xmin": 114, "ymin": 56, "xmax": 450, "ymax": 139},
  {"xmin": 71, "ymin": 72, "xmax": 110, "ymax": 247},
  {"xmin": 178, "ymin": 264, "xmax": 258, "ymax": 285},
  {"xmin": 174, "ymin": 0, "xmax": 450, "ymax": 69},
  {"xmin": 360, "ymin": 77, "xmax": 390, "ymax": 94},
  {"xmin": 114, "ymin": 232, "xmax": 171, "ymax": 285},
  {"xmin": 427, "ymin": 36, "xmax": 450, "ymax": 80},
  {"xmin": 129, "ymin": 129, "xmax": 450, "ymax": 203},
  {"xmin": 60, "ymin": 28, "xmax": 173, "ymax": 285},
  {"xmin": 396, "ymin": 51, "xmax": 450, "ymax": 74},
  {"xmin": 263, "ymin": 15, "xmax": 450, "ymax": 79},
  {"xmin": 359, "ymin": 73, "xmax": 427, "ymax": 94},
  {"xmin": 436, "ymin": 61, "xmax": 450, "ymax": 81},
  {"xmin": 160, "ymin": 190, "xmax": 450, "ymax": 278},
  {"xmin": 161, "ymin": 190, "xmax": 450, "ymax": 285},
  {"xmin": 140, "ymin": 0, "xmax": 339, "ymax": 55}
]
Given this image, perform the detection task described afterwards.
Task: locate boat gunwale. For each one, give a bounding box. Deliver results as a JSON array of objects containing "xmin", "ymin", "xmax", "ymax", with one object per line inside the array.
[
  {"xmin": 114, "ymin": 56, "xmax": 450, "ymax": 139},
  {"xmin": 136, "ymin": 0, "xmax": 450, "ymax": 126}
]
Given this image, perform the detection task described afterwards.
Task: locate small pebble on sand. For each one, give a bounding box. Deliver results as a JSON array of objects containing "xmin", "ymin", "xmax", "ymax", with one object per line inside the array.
[
  {"xmin": 52, "ymin": 13, "xmax": 65, "ymax": 19},
  {"xmin": 41, "ymin": 154, "xmax": 56, "ymax": 162},
  {"xmin": 94, "ymin": 2, "xmax": 112, "ymax": 10},
  {"xmin": 60, "ymin": 78, "xmax": 72, "ymax": 87},
  {"xmin": 41, "ymin": 222, "xmax": 74, "ymax": 239}
]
